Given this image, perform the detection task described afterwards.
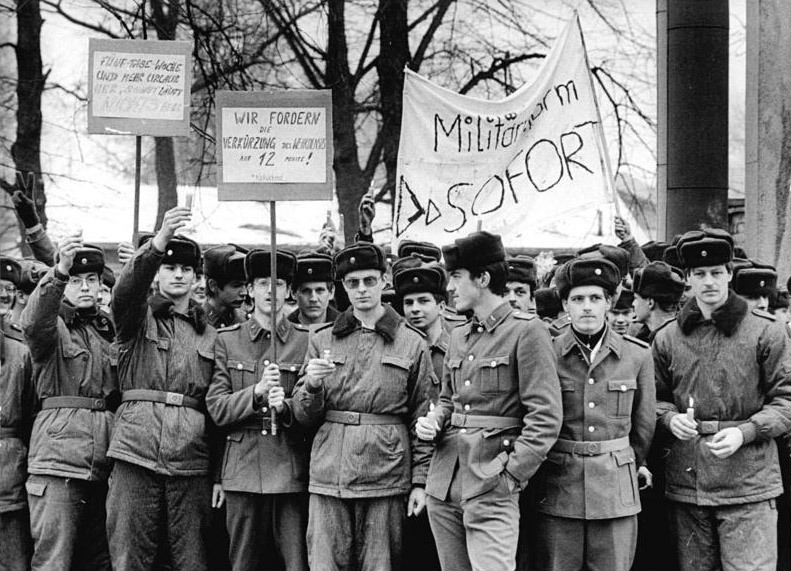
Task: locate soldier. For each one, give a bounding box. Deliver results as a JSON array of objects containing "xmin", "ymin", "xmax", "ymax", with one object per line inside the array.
[
  {"xmin": 606, "ymin": 287, "xmax": 635, "ymax": 335},
  {"xmin": 653, "ymin": 229, "xmax": 791, "ymax": 571},
  {"xmin": 207, "ymin": 249, "xmax": 311, "ymax": 571},
  {"xmin": 107, "ymin": 206, "xmax": 217, "ymax": 571},
  {"xmin": 630, "ymin": 261, "xmax": 685, "ymax": 344},
  {"xmin": 535, "ymin": 286, "xmax": 562, "ymax": 325},
  {"xmin": 416, "ymin": 231, "xmax": 562, "ymax": 571},
  {"xmin": 288, "ymin": 252, "xmax": 340, "ymax": 325},
  {"xmin": 20, "ymin": 239, "xmax": 118, "ymax": 571},
  {"xmin": 532, "ymin": 258, "xmax": 655, "ymax": 571},
  {"xmin": 1, "ymin": 257, "xmax": 24, "ymax": 334},
  {"xmin": 203, "ymin": 244, "xmax": 248, "ymax": 329},
  {"xmin": 98, "ymin": 265, "xmax": 115, "ymax": 315},
  {"xmin": 398, "ymin": 240, "xmax": 442, "ymax": 262},
  {"xmin": 0, "ymin": 320, "xmax": 35, "ymax": 571},
  {"xmin": 10, "ymin": 190, "xmax": 56, "ymax": 267},
  {"xmin": 505, "ymin": 255, "xmax": 537, "ymax": 314},
  {"xmin": 292, "ymin": 242, "xmax": 434, "ymax": 571},
  {"xmin": 731, "ymin": 259, "xmax": 777, "ymax": 312}
]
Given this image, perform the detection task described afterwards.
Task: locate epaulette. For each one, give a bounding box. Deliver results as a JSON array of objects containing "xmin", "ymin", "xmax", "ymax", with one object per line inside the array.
[
  {"xmin": 652, "ymin": 317, "xmax": 676, "ymax": 335},
  {"xmin": 404, "ymin": 321, "xmax": 427, "ymax": 338},
  {"xmin": 751, "ymin": 308, "xmax": 776, "ymax": 321},
  {"xmin": 622, "ymin": 334, "xmax": 650, "ymax": 349},
  {"xmin": 313, "ymin": 322, "xmax": 334, "ymax": 333},
  {"xmin": 512, "ymin": 310, "xmax": 536, "ymax": 321},
  {"xmin": 3, "ymin": 321, "xmax": 25, "ymax": 342},
  {"xmin": 217, "ymin": 323, "xmax": 242, "ymax": 333}
]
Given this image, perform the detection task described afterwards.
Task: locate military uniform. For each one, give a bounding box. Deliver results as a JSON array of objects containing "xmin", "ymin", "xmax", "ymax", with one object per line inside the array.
[{"xmin": 20, "ymin": 249, "xmax": 118, "ymax": 571}]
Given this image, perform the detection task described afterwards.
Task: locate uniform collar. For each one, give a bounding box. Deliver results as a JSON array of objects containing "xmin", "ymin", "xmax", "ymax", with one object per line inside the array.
[
  {"xmin": 332, "ymin": 304, "xmax": 402, "ymax": 342},
  {"xmin": 59, "ymin": 301, "xmax": 115, "ymax": 339},
  {"xmin": 678, "ymin": 289, "xmax": 747, "ymax": 337},
  {"xmin": 149, "ymin": 293, "xmax": 207, "ymax": 334},
  {"xmin": 464, "ymin": 301, "xmax": 511, "ymax": 337},
  {"xmin": 203, "ymin": 301, "xmax": 238, "ymax": 328},
  {"xmin": 248, "ymin": 314, "xmax": 291, "ymax": 343},
  {"xmin": 559, "ymin": 324, "xmax": 622, "ymax": 360},
  {"xmin": 431, "ymin": 326, "xmax": 450, "ymax": 354}
]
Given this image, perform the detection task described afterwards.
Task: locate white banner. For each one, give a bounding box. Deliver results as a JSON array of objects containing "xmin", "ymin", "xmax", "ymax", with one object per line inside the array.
[{"xmin": 394, "ymin": 17, "xmax": 618, "ymax": 249}]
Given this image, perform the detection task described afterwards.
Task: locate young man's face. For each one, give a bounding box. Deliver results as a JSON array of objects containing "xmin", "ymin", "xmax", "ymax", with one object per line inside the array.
[
  {"xmin": 294, "ymin": 281, "xmax": 333, "ymax": 321},
  {"xmin": 98, "ymin": 284, "xmax": 112, "ymax": 311},
  {"xmin": 64, "ymin": 272, "xmax": 100, "ymax": 309},
  {"xmin": 687, "ymin": 265, "xmax": 731, "ymax": 309},
  {"xmin": 0, "ymin": 279, "xmax": 17, "ymax": 316},
  {"xmin": 216, "ymin": 279, "xmax": 247, "ymax": 309},
  {"xmin": 563, "ymin": 285, "xmax": 609, "ymax": 335},
  {"xmin": 506, "ymin": 281, "xmax": 535, "ymax": 313},
  {"xmin": 157, "ymin": 264, "xmax": 196, "ymax": 300},
  {"xmin": 250, "ymin": 277, "xmax": 288, "ymax": 316},
  {"xmin": 402, "ymin": 292, "xmax": 444, "ymax": 332},
  {"xmin": 607, "ymin": 308, "xmax": 633, "ymax": 335},
  {"xmin": 342, "ymin": 270, "xmax": 384, "ymax": 312},
  {"xmin": 632, "ymin": 293, "xmax": 651, "ymax": 324},
  {"xmin": 743, "ymin": 294, "xmax": 769, "ymax": 312},
  {"xmin": 447, "ymin": 268, "xmax": 482, "ymax": 313}
]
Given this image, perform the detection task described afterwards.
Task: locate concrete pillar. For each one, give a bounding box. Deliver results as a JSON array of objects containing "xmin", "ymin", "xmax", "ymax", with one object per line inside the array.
[
  {"xmin": 659, "ymin": 0, "xmax": 730, "ymax": 240},
  {"xmin": 745, "ymin": 0, "xmax": 791, "ymax": 281}
]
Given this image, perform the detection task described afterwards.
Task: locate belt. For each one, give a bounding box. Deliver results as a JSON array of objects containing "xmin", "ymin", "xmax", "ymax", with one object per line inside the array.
[
  {"xmin": 553, "ymin": 436, "xmax": 630, "ymax": 456},
  {"xmin": 121, "ymin": 389, "xmax": 203, "ymax": 412},
  {"xmin": 0, "ymin": 427, "xmax": 20, "ymax": 438},
  {"xmin": 697, "ymin": 420, "xmax": 744, "ymax": 435},
  {"xmin": 450, "ymin": 413, "xmax": 522, "ymax": 429},
  {"xmin": 325, "ymin": 410, "xmax": 402, "ymax": 425},
  {"xmin": 41, "ymin": 396, "xmax": 107, "ymax": 411}
]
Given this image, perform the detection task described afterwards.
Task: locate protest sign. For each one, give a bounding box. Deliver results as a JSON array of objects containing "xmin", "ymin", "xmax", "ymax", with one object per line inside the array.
[
  {"xmin": 394, "ymin": 16, "xmax": 618, "ymax": 249},
  {"xmin": 88, "ymin": 39, "xmax": 192, "ymax": 136},
  {"xmin": 216, "ymin": 90, "xmax": 333, "ymax": 201}
]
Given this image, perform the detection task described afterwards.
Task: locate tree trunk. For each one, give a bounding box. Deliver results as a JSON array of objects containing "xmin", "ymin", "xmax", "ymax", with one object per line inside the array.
[
  {"xmin": 12, "ymin": 0, "xmax": 47, "ymax": 227},
  {"xmin": 376, "ymin": 0, "xmax": 410, "ymax": 209},
  {"xmin": 327, "ymin": 0, "xmax": 366, "ymax": 244}
]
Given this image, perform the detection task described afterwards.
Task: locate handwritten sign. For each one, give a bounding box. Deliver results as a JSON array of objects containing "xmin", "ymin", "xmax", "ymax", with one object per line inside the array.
[
  {"xmin": 88, "ymin": 39, "xmax": 192, "ymax": 136},
  {"xmin": 394, "ymin": 17, "xmax": 617, "ymax": 249},
  {"xmin": 216, "ymin": 90, "xmax": 333, "ymax": 201}
]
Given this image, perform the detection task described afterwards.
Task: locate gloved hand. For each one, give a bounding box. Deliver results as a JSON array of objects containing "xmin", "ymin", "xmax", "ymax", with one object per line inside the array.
[{"xmin": 12, "ymin": 190, "xmax": 39, "ymax": 228}]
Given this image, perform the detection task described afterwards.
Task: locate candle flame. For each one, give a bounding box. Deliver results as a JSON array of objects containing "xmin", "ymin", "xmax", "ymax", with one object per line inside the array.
[
  {"xmin": 689, "ymin": 397, "xmax": 694, "ymax": 408},
  {"xmin": 429, "ymin": 402, "xmax": 435, "ymax": 412}
]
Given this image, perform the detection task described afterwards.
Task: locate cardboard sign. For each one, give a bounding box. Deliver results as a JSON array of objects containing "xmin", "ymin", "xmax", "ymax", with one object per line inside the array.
[
  {"xmin": 394, "ymin": 17, "xmax": 617, "ymax": 249},
  {"xmin": 216, "ymin": 90, "xmax": 333, "ymax": 201},
  {"xmin": 88, "ymin": 39, "xmax": 192, "ymax": 136}
]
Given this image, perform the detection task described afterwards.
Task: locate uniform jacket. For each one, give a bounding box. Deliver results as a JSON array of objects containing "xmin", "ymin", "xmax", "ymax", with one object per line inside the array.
[
  {"xmin": 427, "ymin": 326, "xmax": 449, "ymax": 401},
  {"xmin": 207, "ymin": 316, "xmax": 311, "ymax": 494},
  {"xmin": 0, "ymin": 330, "xmax": 35, "ymax": 512},
  {"xmin": 292, "ymin": 305, "xmax": 434, "ymax": 498},
  {"xmin": 548, "ymin": 314, "xmax": 571, "ymax": 338},
  {"xmin": 653, "ymin": 291, "xmax": 791, "ymax": 506},
  {"xmin": 110, "ymin": 242, "xmax": 217, "ymax": 476},
  {"xmin": 426, "ymin": 303, "xmax": 562, "ymax": 502},
  {"xmin": 20, "ymin": 269, "xmax": 118, "ymax": 481},
  {"xmin": 533, "ymin": 326, "xmax": 656, "ymax": 519},
  {"xmin": 204, "ymin": 300, "xmax": 247, "ymax": 329}
]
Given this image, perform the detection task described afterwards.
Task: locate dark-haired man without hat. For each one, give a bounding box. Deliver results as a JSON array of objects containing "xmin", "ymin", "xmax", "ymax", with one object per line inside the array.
[
  {"xmin": 21, "ymin": 240, "xmax": 118, "ymax": 571},
  {"xmin": 107, "ymin": 206, "xmax": 218, "ymax": 571},
  {"xmin": 653, "ymin": 229, "xmax": 791, "ymax": 571},
  {"xmin": 288, "ymin": 252, "xmax": 340, "ymax": 325},
  {"xmin": 207, "ymin": 249, "xmax": 311, "ymax": 571},
  {"xmin": 292, "ymin": 242, "xmax": 434, "ymax": 571},
  {"xmin": 417, "ymin": 231, "xmax": 562, "ymax": 571},
  {"xmin": 607, "ymin": 288, "xmax": 635, "ymax": 335},
  {"xmin": 532, "ymin": 258, "xmax": 655, "ymax": 571}
]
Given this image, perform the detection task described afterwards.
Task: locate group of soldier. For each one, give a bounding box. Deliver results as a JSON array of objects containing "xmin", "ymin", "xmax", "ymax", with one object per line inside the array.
[{"xmin": 1, "ymin": 188, "xmax": 791, "ymax": 571}]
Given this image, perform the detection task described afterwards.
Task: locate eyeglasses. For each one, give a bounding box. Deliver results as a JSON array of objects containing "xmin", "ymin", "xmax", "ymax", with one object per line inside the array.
[
  {"xmin": 255, "ymin": 278, "xmax": 287, "ymax": 288},
  {"xmin": 343, "ymin": 275, "xmax": 380, "ymax": 289},
  {"xmin": 0, "ymin": 284, "xmax": 17, "ymax": 294},
  {"xmin": 68, "ymin": 276, "xmax": 100, "ymax": 287}
]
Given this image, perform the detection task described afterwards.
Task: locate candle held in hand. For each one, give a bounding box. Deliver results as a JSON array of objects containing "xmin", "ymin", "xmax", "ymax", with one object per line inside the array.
[{"xmin": 686, "ymin": 397, "xmax": 695, "ymax": 423}]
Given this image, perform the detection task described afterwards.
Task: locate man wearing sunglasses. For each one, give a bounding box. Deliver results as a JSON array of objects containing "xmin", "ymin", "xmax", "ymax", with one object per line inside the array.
[{"xmin": 292, "ymin": 242, "xmax": 434, "ymax": 571}]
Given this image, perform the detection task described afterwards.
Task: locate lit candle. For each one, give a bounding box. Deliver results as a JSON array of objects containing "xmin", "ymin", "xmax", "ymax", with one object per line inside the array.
[
  {"xmin": 686, "ymin": 397, "xmax": 695, "ymax": 423},
  {"xmin": 323, "ymin": 349, "xmax": 332, "ymax": 363}
]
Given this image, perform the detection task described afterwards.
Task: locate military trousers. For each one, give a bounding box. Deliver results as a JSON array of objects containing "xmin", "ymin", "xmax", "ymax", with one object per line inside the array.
[
  {"xmin": 670, "ymin": 499, "xmax": 778, "ymax": 571},
  {"xmin": 306, "ymin": 493, "xmax": 405, "ymax": 571},
  {"xmin": 106, "ymin": 460, "xmax": 211, "ymax": 571},
  {"xmin": 533, "ymin": 512, "xmax": 637, "ymax": 571},
  {"xmin": 225, "ymin": 490, "xmax": 308, "ymax": 571},
  {"xmin": 426, "ymin": 468, "xmax": 520, "ymax": 571},
  {"xmin": 0, "ymin": 507, "xmax": 32, "ymax": 571},
  {"xmin": 26, "ymin": 474, "xmax": 111, "ymax": 571}
]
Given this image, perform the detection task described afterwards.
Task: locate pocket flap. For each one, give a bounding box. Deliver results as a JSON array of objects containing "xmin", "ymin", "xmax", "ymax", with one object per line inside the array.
[
  {"xmin": 607, "ymin": 379, "xmax": 637, "ymax": 392},
  {"xmin": 479, "ymin": 355, "xmax": 509, "ymax": 368},
  {"xmin": 26, "ymin": 480, "xmax": 47, "ymax": 497},
  {"xmin": 228, "ymin": 360, "xmax": 255, "ymax": 373},
  {"xmin": 157, "ymin": 338, "xmax": 171, "ymax": 351},
  {"xmin": 330, "ymin": 354, "xmax": 346, "ymax": 365},
  {"xmin": 614, "ymin": 448, "xmax": 635, "ymax": 466},
  {"xmin": 226, "ymin": 431, "xmax": 243, "ymax": 442},
  {"xmin": 560, "ymin": 379, "xmax": 576, "ymax": 392},
  {"xmin": 447, "ymin": 358, "xmax": 462, "ymax": 369},
  {"xmin": 382, "ymin": 354, "xmax": 411, "ymax": 370},
  {"xmin": 197, "ymin": 347, "xmax": 214, "ymax": 360},
  {"xmin": 278, "ymin": 362, "xmax": 302, "ymax": 374}
]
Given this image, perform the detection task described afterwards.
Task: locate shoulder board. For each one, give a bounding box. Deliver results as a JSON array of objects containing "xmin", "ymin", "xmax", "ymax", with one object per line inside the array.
[
  {"xmin": 512, "ymin": 310, "xmax": 536, "ymax": 321},
  {"xmin": 751, "ymin": 308, "xmax": 776, "ymax": 321},
  {"xmin": 404, "ymin": 321, "xmax": 427, "ymax": 338},
  {"xmin": 622, "ymin": 334, "xmax": 650, "ymax": 349},
  {"xmin": 653, "ymin": 317, "xmax": 676, "ymax": 334},
  {"xmin": 3, "ymin": 322, "xmax": 25, "ymax": 342},
  {"xmin": 217, "ymin": 323, "xmax": 242, "ymax": 333},
  {"xmin": 293, "ymin": 323, "xmax": 310, "ymax": 332},
  {"xmin": 312, "ymin": 322, "xmax": 334, "ymax": 333}
]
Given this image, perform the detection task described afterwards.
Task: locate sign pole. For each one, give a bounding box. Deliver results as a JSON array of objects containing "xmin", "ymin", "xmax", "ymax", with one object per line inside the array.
[
  {"xmin": 133, "ymin": 135, "xmax": 142, "ymax": 245},
  {"xmin": 269, "ymin": 200, "xmax": 279, "ymax": 436}
]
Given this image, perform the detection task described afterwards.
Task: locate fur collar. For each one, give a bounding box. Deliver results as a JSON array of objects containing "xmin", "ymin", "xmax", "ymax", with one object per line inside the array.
[
  {"xmin": 678, "ymin": 289, "xmax": 747, "ymax": 337},
  {"xmin": 59, "ymin": 302, "xmax": 115, "ymax": 341},
  {"xmin": 332, "ymin": 304, "xmax": 402, "ymax": 342},
  {"xmin": 148, "ymin": 293, "xmax": 207, "ymax": 334}
]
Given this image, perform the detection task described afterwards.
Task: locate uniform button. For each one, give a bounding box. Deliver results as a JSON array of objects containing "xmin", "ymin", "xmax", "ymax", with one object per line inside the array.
[
  {"xmin": 464, "ymin": 380, "xmax": 471, "ymax": 386},
  {"xmin": 226, "ymin": 435, "xmax": 232, "ymax": 441},
  {"xmin": 503, "ymin": 439, "xmax": 510, "ymax": 446},
  {"xmin": 588, "ymin": 402, "xmax": 595, "ymax": 408},
  {"xmin": 588, "ymin": 378, "xmax": 595, "ymax": 385},
  {"xmin": 477, "ymin": 326, "xmax": 483, "ymax": 333},
  {"xmin": 460, "ymin": 428, "xmax": 467, "ymax": 434},
  {"xmin": 237, "ymin": 363, "xmax": 244, "ymax": 370},
  {"xmin": 490, "ymin": 360, "xmax": 497, "ymax": 367},
  {"xmin": 262, "ymin": 407, "xmax": 268, "ymax": 413},
  {"xmin": 290, "ymin": 366, "xmax": 296, "ymax": 372},
  {"xmin": 468, "ymin": 355, "xmax": 474, "ymax": 361},
  {"xmin": 261, "ymin": 429, "xmax": 268, "ymax": 436},
  {"xmin": 464, "ymin": 404, "xmax": 470, "ymax": 411},
  {"xmin": 588, "ymin": 426, "xmax": 595, "ymax": 433},
  {"xmin": 264, "ymin": 360, "xmax": 270, "ymax": 366},
  {"xmin": 620, "ymin": 384, "xmax": 627, "ymax": 392}
]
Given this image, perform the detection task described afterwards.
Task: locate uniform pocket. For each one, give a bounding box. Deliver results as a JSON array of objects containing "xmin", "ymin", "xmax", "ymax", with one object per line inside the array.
[
  {"xmin": 278, "ymin": 362, "xmax": 302, "ymax": 395},
  {"xmin": 559, "ymin": 378, "xmax": 576, "ymax": 419},
  {"xmin": 478, "ymin": 427, "xmax": 518, "ymax": 477},
  {"xmin": 227, "ymin": 360, "xmax": 256, "ymax": 392},
  {"xmin": 479, "ymin": 355, "xmax": 510, "ymax": 393},
  {"xmin": 222, "ymin": 431, "xmax": 243, "ymax": 480},
  {"xmin": 606, "ymin": 379, "xmax": 637, "ymax": 418},
  {"xmin": 614, "ymin": 448, "xmax": 638, "ymax": 507}
]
